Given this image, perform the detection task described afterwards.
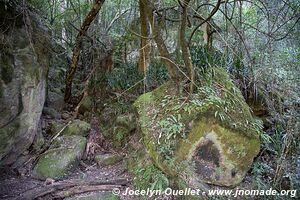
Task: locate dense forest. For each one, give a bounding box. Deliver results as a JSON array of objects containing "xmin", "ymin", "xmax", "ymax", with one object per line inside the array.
[{"xmin": 0, "ymin": 0, "xmax": 299, "ymax": 199}]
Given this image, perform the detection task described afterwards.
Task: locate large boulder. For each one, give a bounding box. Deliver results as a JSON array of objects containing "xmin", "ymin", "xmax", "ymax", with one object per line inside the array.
[
  {"xmin": 0, "ymin": 1, "xmax": 50, "ymax": 166},
  {"xmin": 32, "ymin": 135, "xmax": 87, "ymax": 180},
  {"xmin": 134, "ymin": 68, "xmax": 262, "ymax": 187}
]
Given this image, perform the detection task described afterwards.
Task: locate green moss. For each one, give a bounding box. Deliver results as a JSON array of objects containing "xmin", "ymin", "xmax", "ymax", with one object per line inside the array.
[
  {"xmin": 176, "ymin": 117, "xmax": 260, "ymax": 171},
  {"xmin": 133, "ymin": 67, "xmax": 262, "ymax": 187},
  {"xmin": 33, "ymin": 148, "xmax": 77, "ymax": 179},
  {"xmin": 64, "ymin": 120, "xmax": 91, "ymax": 136},
  {"xmin": 33, "ymin": 135, "xmax": 87, "ymax": 180}
]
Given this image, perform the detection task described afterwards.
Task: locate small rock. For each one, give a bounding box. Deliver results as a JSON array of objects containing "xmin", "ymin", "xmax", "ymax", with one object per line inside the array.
[
  {"xmin": 115, "ymin": 114, "xmax": 136, "ymax": 132},
  {"xmin": 95, "ymin": 154, "xmax": 122, "ymax": 166},
  {"xmin": 61, "ymin": 112, "xmax": 71, "ymax": 120},
  {"xmin": 44, "ymin": 178, "xmax": 55, "ymax": 185}
]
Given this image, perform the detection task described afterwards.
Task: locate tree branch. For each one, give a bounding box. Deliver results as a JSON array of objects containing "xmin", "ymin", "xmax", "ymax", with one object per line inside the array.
[{"xmin": 188, "ymin": 0, "xmax": 222, "ymax": 45}]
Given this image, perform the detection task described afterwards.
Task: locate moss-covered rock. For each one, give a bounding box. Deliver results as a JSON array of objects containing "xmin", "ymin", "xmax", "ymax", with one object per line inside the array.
[
  {"xmin": 115, "ymin": 114, "xmax": 136, "ymax": 132},
  {"xmin": 133, "ymin": 68, "xmax": 262, "ymax": 187},
  {"xmin": 49, "ymin": 120, "xmax": 91, "ymax": 137},
  {"xmin": 101, "ymin": 112, "xmax": 136, "ymax": 148},
  {"xmin": 32, "ymin": 135, "xmax": 87, "ymax": 180},
  {"xmin": 95, "ymin": 154, "xmax": 122, "ymax": 166}
]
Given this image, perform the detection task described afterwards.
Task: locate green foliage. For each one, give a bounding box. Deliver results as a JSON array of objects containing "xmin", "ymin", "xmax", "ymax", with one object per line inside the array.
[
  {"xmin": 106, "ymin": 63, "xmax": 142, "ymax": 92},
  {"xmin": 159, "ymin": 114, "xmax": 186, "ymax": 140},
  {"xmin": 157, "ymin": 112, "xmax": 186, "ymax": 160},
  {"xmin": 144, "ymin": 61, "xmax": 169, "ymax": 88},
  {"xmin": 133, "ymin": 164, "xmax": 169, "ymax": 191},
  {"xmin": 190, "ymin": 45, "xmax": 225, "ymax": 76},
  {"xmin": 107, "ymin": 61, "xmax": 168, "ymax": 92}
]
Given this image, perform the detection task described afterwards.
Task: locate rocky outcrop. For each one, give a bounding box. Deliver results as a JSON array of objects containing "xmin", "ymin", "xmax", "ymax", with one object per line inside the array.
[
  {"xmin": 134, "ymin": 68, "xmax": 262, "ymax": 187},
  {"xmin": 0, "ymin": 1, "xmax": 50, "ymax": 166}
]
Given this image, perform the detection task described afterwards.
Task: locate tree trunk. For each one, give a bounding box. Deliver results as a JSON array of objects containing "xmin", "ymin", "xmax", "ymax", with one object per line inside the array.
[
  {"xmin": 64, "ymin": 0, "xmax": 105, "ymax": 103},
  {"xmin": 141, "ymin": 0, "xmax": 181, "ymax": 83},
  {"xmin": 138, "ymin": 0, "xmax": 150, "ymax": 73},
  {"xmin": 179, "ymin": 0, "xmax": 195, "ymax": 93}
]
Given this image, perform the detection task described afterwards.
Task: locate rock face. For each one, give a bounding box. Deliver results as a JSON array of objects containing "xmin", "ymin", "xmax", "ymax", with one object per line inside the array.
[
  {"xmin": 0, "ymin": 1, "xmax": 50, "ymax": 166},
  {"xmin": 134, "ymin": 68, "xmax": 262, "ymax": 187},
  {"xmin": 32, "ymin": 135, "xmax": 87, "ymax": 180}
]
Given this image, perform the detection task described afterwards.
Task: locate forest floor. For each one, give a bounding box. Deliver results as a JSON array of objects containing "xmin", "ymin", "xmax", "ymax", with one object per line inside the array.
[
  {"xmin": 0, "ymin": 111, "xmax": 136, "ymax": 200},
  {"xmin": 0, "ymin": 98, "xmax": 297, "ymax": 200},
  {"xmin": 0, "ymin": 160, "xmax": 134, "ymax": 200}
]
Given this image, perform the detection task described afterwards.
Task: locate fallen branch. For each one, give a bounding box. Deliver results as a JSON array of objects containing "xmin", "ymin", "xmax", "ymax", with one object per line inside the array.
[
  {"xmin": 15, "ymin": 178, "xmax": 129, "ymax": 200},
  {"xmin": 50, "ymin": 121, "xmax": 72, "ymax": 143},
  {"xmin": 53, "ymin": 185, "xmax": 122, "ymax": 198}
]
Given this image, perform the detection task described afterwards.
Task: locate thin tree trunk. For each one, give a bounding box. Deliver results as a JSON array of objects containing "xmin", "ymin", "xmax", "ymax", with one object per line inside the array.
[
  {"xmin": 179, "ymin": 0, "xmax": 195, "ymax": 93},
  {"xmin": 138, "ymin": 0, "xmax": 150, "ymax": 73},
  {"xmin": 141, "ymin": 0, "xmax": 180, "ymax": 83},
  {"xmin": 64, "ymin": 0, "xmax": 105, "ymax": 103}
]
